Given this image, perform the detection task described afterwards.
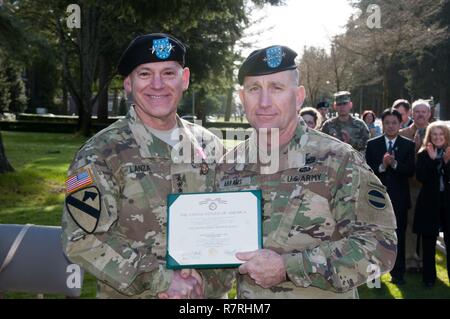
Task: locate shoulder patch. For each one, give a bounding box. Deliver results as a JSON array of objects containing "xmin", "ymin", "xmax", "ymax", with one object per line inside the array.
[
  {"xmin": 66, "ymin": 168, "xmax": 94, "ymax": 194},
  {"xmin": 65, "ymin": 186, "xmax": 101, "ymax": 234},
  {"xmin": 367, "ymin": 189, "xmax": 386, "ymax": 210}
]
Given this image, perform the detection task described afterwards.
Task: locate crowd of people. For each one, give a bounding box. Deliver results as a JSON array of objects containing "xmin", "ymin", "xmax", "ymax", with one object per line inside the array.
[{"xmin": 302, "ymin": 95, "xmax": 450, "ymax": 288}]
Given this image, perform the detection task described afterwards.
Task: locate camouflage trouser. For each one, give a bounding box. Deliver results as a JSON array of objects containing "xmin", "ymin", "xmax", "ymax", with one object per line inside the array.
[
  {"xmin": 236, "ymin": 276, "xmax": 359, "ymax": 299},
  {"xmin": 405, "ymin": 185, "xmax": 422, "ymax": 270},
  {"xmin": 96, "ymin": 281, "xmax": 153, "ymax": 299},
  {"xmin": 96, "ymin": 280, "xmax": 230, "ymax": 299}
]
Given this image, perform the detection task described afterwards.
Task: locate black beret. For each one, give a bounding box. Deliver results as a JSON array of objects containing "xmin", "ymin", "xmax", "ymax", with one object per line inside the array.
[
  {"xmin": 316, "ymin": 101, "xmax": 330, "ymax": 109},
  {"xmin": 238, "ymin": 45, "xmax": 298, "ymax": 85},
  {"xmin": 117, "ymin": 33, "xmax": 186, "ymax": 77}
]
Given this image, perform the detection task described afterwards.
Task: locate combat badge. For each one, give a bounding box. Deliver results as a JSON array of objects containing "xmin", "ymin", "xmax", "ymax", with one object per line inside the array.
[
  {"xmin": 305, "ymin": 153, "xmax": 316, "ymax": 165},
  {"xmin": 65, "ymin": 186, "xmax": 101, "ymax": 234}
]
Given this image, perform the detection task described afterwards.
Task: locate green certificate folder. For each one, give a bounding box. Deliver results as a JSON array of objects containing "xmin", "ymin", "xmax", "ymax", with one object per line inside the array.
[{"xmin": 166, "ymin": 190, "xmax": 262, "ymax": 269}]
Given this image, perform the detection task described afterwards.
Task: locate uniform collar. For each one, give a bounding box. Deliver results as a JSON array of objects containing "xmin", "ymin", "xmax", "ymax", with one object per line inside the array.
[
  {"xmin": 335, "ymin": 115, "xmax": 355, "ymax": 123},
  {"xmin": 237, "ymin": 118, "xmax": 310, "ymax": 173},
  {"xmin": 127, "ymin": 106, "xmax": 205, "ymax": 161}
]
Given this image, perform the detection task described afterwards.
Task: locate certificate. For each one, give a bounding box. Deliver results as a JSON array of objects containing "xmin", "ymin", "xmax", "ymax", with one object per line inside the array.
[{"xmin": 166, "ymin": 190, "xmax": 262, "ymax": 269}]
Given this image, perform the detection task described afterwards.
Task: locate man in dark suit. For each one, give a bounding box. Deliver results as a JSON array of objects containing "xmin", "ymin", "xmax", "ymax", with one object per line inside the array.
[{"xmin": 366, "ymin": 109, "xmax": 416, "ymax": 285}]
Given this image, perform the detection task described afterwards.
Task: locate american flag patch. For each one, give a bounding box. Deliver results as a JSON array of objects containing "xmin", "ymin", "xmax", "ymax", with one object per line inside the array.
[{"xmin": 66, "ymin": 169, "xmax": 94, "ymax": 194}]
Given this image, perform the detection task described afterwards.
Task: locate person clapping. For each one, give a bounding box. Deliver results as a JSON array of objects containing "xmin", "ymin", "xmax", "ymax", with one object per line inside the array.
[{"xmin": 414, "ymin": 122, "xmax": 450, "ymax": 287}]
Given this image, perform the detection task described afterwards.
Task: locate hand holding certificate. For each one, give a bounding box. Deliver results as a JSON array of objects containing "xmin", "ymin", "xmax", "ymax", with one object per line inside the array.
[{"xmin": 166, "ymin": 190, "xmax": 262, "ymax": 269}]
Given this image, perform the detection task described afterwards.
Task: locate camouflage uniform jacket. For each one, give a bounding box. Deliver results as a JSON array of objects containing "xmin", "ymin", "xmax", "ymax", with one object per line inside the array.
[
  {"xmin": 321, "ymin": 115, "xmax": 370, "ymax": 153},
  {"xmin": 62, "ymin": 106, "xmax": 234, "ymax": 298},
  {"xmin": 216, "ymin": 120, "xmax": 397, "ymax": 298}
]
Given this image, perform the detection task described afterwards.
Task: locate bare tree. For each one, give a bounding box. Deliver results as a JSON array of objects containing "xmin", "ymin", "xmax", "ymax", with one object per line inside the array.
[
  {"xmin": 335, "ymin": 0, "xmax": 448, "ymax": 106},
  {"xmin": 299, "ymin": 46, "xmax": 333, "ymax": 107}
]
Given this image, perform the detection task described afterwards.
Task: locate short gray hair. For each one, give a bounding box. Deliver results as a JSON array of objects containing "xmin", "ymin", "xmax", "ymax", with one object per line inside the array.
[
  {"xmin": 291, "ymin": 68, "xmax": 300, "ymax": 86},
  {"xmin": 412, "ymin": 99, "xmax": 431, "ymax": 112}
]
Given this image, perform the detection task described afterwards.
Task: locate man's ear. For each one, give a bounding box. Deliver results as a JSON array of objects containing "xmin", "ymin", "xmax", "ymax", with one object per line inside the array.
[
  {"xmin": 182, "ymin": 67, "xmax": 190, "ymax": 91},
  {"xmin": 124, "ymin": 76, "xmax": 132, "ymax": 94},
  {"xmin": 238, "ymin": 88, "xmax": 245, "ymax": 105},
  {"xmin": 333, "ymin": 103, "xmax": 337, "ymax": 111},
  {"xmin": 349, "ymin": 101, "xmax": 353, "ymax": 110},
  {"xmin": 296, "ymin": 86, "xmax": 305, "ymax": 112}
]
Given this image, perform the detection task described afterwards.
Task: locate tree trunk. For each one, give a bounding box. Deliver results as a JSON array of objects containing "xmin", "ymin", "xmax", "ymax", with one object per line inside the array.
[
  {"xmin": 112, "ymin": 88, "xmax": 118, "ymax": 116},
  {"xmin": 25, "ymin": 67, "xmax": 35, "ymax": 113},
  {"xmin": 62, "ymin": 85, "xmax": 68, "ymax": 115},
  {"xmin": 119, "ymin": 96, "xmax": 128, "ymax": 115},
  {"xmin": 382, "ymin": 68, "xmax": 390, "ymax": 108},
  {"xmin": 0, "ymin": 131, "xmax": 14, "ymax": 173},
  {"xmin": 78, "ymin": 103, "xmax": 92, "ymax": 136},
  {"xmin": 76, "ymin": 5, "xmax": 101, "ymax": 137},
  {"xmin": 97, "ymin": 55, "xmax": 109, "ymax": 122},
  {"xmin": 224, "ymin": 88, "xmax": 232, "ymax": 122},
  {"xmin": 331, "ymin": 44, "xmax": 340, "ymax": 92},
  {"xmin": 440, "ymin": 86, "xmax": 449, "ymax": 120}
]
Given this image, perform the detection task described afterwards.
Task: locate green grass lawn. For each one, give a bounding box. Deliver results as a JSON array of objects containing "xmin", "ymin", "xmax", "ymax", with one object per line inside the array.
[
  {"xmin": 1, "ymin": 130, "xmax": 449, "ymax": 299},
  {"xmin": 0, "ymin": 131, "xmax": 97, "ymax": 299}
]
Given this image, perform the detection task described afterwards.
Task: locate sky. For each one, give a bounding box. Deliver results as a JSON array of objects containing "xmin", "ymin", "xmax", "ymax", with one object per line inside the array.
[{"xmin": 243, "ymin": 0, "xmax": 355, "ymax": 57}]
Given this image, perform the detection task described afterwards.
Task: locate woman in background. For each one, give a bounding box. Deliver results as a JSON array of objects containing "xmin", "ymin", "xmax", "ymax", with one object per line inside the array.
[
  {"xmin": 414, "ymin": 122, "xmax": 450, "ymax": 287},
  {"xmin": 362, "ymin": 110, "xmax": 382, "ymax": 138},
  {"xmin": 300, "ymin": 107, "xmax": 322, "ymax": 130}
]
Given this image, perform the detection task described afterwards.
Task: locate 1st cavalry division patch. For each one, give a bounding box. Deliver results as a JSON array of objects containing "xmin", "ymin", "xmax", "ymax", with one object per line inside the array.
[{"xmin": 65, "ymin": 186, "xmax": 101, "ymax": 234}]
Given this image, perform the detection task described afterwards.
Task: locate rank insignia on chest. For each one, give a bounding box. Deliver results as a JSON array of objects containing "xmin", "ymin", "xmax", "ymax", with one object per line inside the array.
[{"xmin": 175, "ymin": 174, "xmax": 184, "ymax": 193}]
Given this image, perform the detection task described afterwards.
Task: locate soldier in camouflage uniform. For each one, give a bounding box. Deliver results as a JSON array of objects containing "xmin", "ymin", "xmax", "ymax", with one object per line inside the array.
[
  {"xmin": 321, "ymin": 91, "xmax": 370, "ymax": 153},
  {"xmin": 216, "ymin": 45, "xmax": 397, "ymax": 298},
  {"xmin": 61, "ymin": 33, "xmax": 234, "ymax": 298}
]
